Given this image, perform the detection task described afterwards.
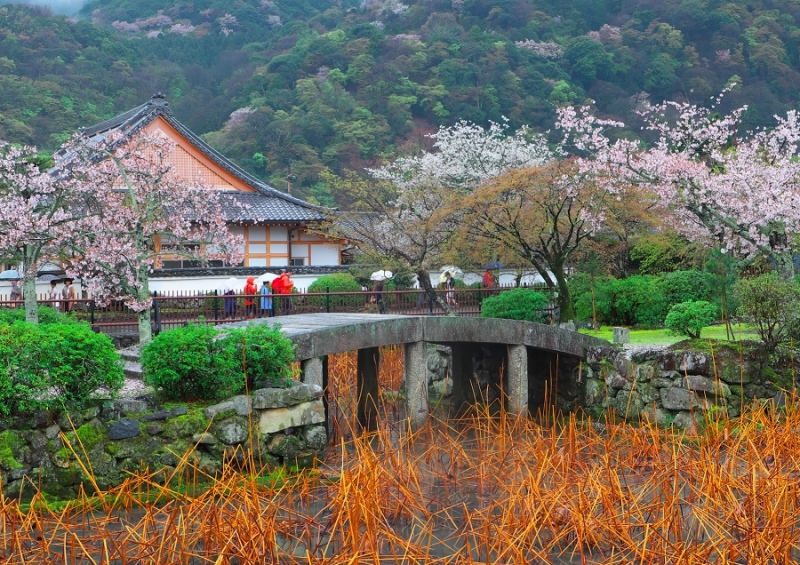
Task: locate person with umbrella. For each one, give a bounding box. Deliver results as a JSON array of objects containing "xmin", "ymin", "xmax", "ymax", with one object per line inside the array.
[
  {"xmin": 244, "ymin": 276, "xmax": 258, "ymax": 319},
  {"xmin": 370, "ymin": 270, "xmax": 391, "ymax": 314},
  {"xmin": 258, "ymin": 273, "xmax": 277, "ymax": 318},
  {"xmin": 9, "ymin": 277, "xmax": 21, "ymax": 306},
  {"xmin": 222, "ymin": 278, "xmax": 239, "ymax": 319},
  {"xmin": 274, "ymin": 270, "xmax": 294, "ymax": 315}
]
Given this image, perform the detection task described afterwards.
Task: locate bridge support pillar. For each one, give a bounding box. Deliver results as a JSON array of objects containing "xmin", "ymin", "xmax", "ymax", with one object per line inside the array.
[
  {"xmin": 357, "ymin": 347, "xmax": 380, "ymax": 432},
  {"xmin": 302, "ymin": 356, "xmax": 325, "ymax": 389},
  {"xmin": 506, "ymin": 345, "xmax": 528, "ymax": 417},
  {"xmin": 404, "ymin": 341, "xmax": 428, "ymax": 430},
  {"xmin": 449, "ymin": 344, "xmax": 475, "ymax": 418}
]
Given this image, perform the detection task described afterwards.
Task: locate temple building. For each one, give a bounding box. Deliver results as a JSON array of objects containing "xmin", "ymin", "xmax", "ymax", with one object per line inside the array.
[{"xmin": 74, "ymin": 94, "xmax": 345, "ymax": 290}]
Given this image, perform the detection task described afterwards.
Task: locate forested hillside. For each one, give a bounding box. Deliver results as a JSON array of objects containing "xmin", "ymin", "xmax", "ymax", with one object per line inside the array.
[{"xmin": 2, "ymin": 0, "xmax": 800, "ymax": 202}]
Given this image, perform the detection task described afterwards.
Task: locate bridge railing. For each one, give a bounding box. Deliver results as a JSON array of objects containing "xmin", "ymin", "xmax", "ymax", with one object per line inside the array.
[{"xmin": 0, "ymin": 284, "xmax": 557, "ymax": 336}]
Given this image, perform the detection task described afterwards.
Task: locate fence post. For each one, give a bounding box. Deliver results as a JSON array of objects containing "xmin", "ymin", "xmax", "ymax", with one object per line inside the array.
[
  {"xmin": 326, "ymin": 286, "xmax": 330, "ymax": 313},
  {"xmin": 213, "ymin": 289, "xmax": 219, "ymax": 321},
  {"xmin": 153, "ymin": 291, "xmax": 162, "ymax": 335},
  {"xmin": 89, "ymin": 299, "xmax": 95, "ymax": 327}
]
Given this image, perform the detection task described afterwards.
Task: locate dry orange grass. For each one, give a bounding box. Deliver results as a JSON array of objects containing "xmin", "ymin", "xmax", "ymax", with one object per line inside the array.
[{"xmin": 2, "ymin": 352, "xmax": 800, "ymax": 564}]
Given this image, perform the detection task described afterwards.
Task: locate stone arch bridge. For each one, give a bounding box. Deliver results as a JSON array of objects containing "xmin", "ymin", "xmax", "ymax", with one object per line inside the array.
[{"xmin": 223, "ymin": 314, "xmax": 608, "ymax": 430}]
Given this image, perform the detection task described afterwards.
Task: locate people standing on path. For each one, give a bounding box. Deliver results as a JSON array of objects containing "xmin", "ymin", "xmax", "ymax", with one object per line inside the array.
[
  {"xmin": 371, "ymin": 278, "xmax": 386, "ymax": 314},
  {"xmin": 444, "ymin": 271, "xmax": 457, "ymax": 307},
  {"xmin": 223, "ymin": 288, "xmax": 237, "ymax": 319},
  {"xmin": 277, "ymin": 270, "xmax": 294, "ymax": 315},
  {"xmin": 49, "ymin": 280, "xmax": 60, "ymax": 312},
  {"xmin": 61, "ymin": 279, "xmax": 76, "ymax": 312},
  {"xmin": 9, "ymin": 278, "xmax": 21, "ymax": 307},
  {"xmin": 260, "ymin": 280, "xmax": 273, "ymax": 317},
  {"xmin": 244, "ymin": 276, "xmax": 258, "ymax": 319}
]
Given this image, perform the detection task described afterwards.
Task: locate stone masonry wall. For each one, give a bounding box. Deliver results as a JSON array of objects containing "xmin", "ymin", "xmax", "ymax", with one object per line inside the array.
[
  {"xmin": 582, "ymin": 345, "xmax": 782, "ymax": 428},
  {"xmin": 0, "ymin": 381, "xmax": 326, "ymax": 501}
]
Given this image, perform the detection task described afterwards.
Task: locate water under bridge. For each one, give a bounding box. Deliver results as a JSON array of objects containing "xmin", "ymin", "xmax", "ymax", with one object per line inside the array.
[{"xmin": 222, "ymin": 313, "xmax": 609, "ymax": 430}]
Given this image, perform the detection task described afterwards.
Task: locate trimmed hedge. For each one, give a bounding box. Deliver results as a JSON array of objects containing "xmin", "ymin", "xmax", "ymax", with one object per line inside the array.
[
  {"xmin": 480, "ymin": 288, "xmax": 549, "ymax": 323},
  {"xmin": 142, "ymin": 323, "xmax": 242, "ymax": 401},
  {"xmin": 142, "ymin": 322, "xmax": 297, "ymax": 401},
  {"xmin": 307, "ymin": 273, "xmax": 362, "ymax": 307},
  {"xmin": 664, "ymin": 300, "xmax": 717, "ymax": 339},
  {"xmin": 0, "ymin": 305, "xmax": 79, "ymax": 326},
  {"xmin": 572, "ymin": 270, "xmax": 718, "ymax": 327},
  {"xmin": 0, "ymin": 321, "xmax": 123, "ymax": 415}
]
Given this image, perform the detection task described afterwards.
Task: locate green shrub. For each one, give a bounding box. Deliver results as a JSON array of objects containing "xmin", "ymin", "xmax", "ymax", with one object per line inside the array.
[
  {"xmin": 226, "ymin": 323, "xmax": 296, "ymax": 389},
  {"xmin": 664, "ymin": 300, "xmax": 717, "ymax": 339},
  {"xmin": 589, "ymin": 276, "xmax": 664, "ymax": 327},
  {"xmin": 0, "ymin": 305, "xmax": 79, "ymax": 326},
  {"xmin": 307, "ymin": 273, "xmax": 362, "ymax": 307},
  {"xmin": 142, "ymin": 323, "xmax": 243, "ymax": 401},
  {"xmin": 735, "ymin": 273, "xmax": 800, "ymax": 352},
  {"xmin": 0, "ymin": 321, "xmax": 123, "ymax": 414},
  {"xmin": 480, "ymin": 288, "xmax": 550, "ymax": 322},
  {"xmin": 655, "ymin": 270, "xmax": 716, "ymax": 319}
]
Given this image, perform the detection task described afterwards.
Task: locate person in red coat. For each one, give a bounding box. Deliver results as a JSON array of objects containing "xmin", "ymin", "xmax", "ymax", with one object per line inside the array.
[{"xmin": 244, "ymin": 276, "xmax": 258, "ymax": 318}]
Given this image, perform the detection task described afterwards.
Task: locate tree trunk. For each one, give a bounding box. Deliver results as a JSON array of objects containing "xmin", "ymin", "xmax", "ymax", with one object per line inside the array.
[
  {"xmin": 22, "ymin": 262, "xmax": 38, "ymax": 324},
  {"xmin": 416, "ymin": 267, "xmax": 455, "ymax": 316},
  {"xmin": 137, "ymin": 264, "xmax": 153, "ymax": 345},
  {"xmin": 552, "ymin": 266, "xmax": 574, "ymax": 323}
]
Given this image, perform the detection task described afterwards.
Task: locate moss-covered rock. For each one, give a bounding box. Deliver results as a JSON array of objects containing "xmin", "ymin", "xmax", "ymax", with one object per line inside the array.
[
  {"xmin": 162, "ymin": 411, "xmax": 209, "ymax": 440},
  {"xmin": 0, "ymin": 430, "xmax": 24, "ymax": 471}
]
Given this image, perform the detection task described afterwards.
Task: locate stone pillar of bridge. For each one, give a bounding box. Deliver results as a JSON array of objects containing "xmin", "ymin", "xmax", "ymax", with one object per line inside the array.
[
  {"xmin": 506, "ymin": 344, "xmax": 528, "ymax": 417},
  {"xmin": 449, "ymin": 344, "xmax": 475, "ymax": 418},
  {"xmin": 302, "ymin": 356, "xmax": 325, "ymax": 389},
  {"xmin": 357, "ymin": 347, "xmax": 380, "ymax": 432},
  {"xmin": 404, "ymin": 341, "xmax": 428, "ymax": 430}
]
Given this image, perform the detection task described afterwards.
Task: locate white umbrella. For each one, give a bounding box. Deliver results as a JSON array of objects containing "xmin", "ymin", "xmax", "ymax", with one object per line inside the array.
[
  {"xmin": 439, "ymin": 266, "xmax": 463, "ymax": 283},
  {"xmin": 257, "ymin": 273, "xmax": 279, "ymax": 284},
  {"xmin": 370, "ymin": 269, "xmax": 392, "ymax": 281},
  {"xmin": 0, "ymin": 269, "xmax": 20, "ymax": 280},
  {"xmin": 219, "ymin": 277, "xmax": 240, "ymax": 293}
]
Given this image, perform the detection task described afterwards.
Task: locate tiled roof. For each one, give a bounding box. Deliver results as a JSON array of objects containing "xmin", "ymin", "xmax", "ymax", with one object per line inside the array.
[
  {"xmin": 222, "ymin": 192, "xmax": 329, "ymax": 222},
  {"xmin": 77, "ymin": 93, "xmax": 327, "ymax": 223}
]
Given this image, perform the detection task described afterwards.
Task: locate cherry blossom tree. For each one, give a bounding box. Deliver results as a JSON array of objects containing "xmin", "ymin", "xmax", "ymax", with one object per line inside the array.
[
  {"xmin": 558, "ymin": 91, "xmax": 800, "ymax": 275},
  {"xmin": 332, "ymin": 119, "xmax": 554, "ymax": 313},
  {"xmin": 0, "ymin": 143, "xmax": 97, "ymax": 323},
  {"xmin": 60, "ymin": 133, "xmax": 244, "ymax": 344}
]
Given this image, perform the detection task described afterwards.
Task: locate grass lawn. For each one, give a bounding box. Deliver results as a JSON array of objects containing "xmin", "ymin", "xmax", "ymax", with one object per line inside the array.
[{"xmin": 579, "ymin": 323, "xmax": 754, "ymax": 345}]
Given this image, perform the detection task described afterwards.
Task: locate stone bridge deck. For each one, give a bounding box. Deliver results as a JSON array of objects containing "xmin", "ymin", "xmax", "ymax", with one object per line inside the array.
[
  {"xmin": 223, "ymin": 313, "xmax": 605, "ymax": 360},
  {"xmin": 221, "ymin": 314, "xmax": 609, "ymax": 430}
]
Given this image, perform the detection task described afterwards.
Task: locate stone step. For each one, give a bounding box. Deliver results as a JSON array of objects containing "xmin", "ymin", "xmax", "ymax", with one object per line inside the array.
[
  {"xmin": 124, "ymin": 360, "xmax": 143, "ymax": 380},
  {"xmin": 118, "ymin": 346, "xmax": 142, "ymax": 363}
]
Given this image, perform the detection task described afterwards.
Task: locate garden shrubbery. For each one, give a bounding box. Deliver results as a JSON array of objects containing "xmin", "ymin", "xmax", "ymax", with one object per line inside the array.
[
  {"xmin": 142, "ymin": 322, "xmax": 296, "ymax": 401},
  {"xmin": 0, "ymin": 305, "xmax": 79, "ymax": 326},
  {"xmin": 572, "ymin": 270, "xmax": 718, "ymax": 327},
  {"xmin": 664, "ymin": 300, "xmax": 717, "ymax": 339},
  {"xmin": 735, "ymin": 273, "xmax": 800, "ymax": 353},
  {"xmin": 0, "ymin": 320, "xmax": 123, "ymax": 415},
  {"xmin": 480, "ymin": 288, "xmax": 549, "ymax": 322},
  {"xmin": 307, "ymin": 273, "xmax": 362, "ymax": 307}
]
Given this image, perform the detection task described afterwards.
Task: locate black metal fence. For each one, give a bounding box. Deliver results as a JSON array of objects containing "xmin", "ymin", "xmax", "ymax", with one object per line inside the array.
[{"xmin": 0, "ymin": 284, "xmax": 557, "ymax": 336}]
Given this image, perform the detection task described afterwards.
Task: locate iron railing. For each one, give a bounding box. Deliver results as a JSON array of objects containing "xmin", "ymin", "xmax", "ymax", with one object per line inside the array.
[{"xmin": 0, "ymin": 284, "xmax": 557, "ymax": 336}]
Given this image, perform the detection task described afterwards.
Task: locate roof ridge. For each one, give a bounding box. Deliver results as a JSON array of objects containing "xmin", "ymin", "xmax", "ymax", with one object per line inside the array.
[{"xmin": 78, "ymin": 95, "xmax": 326, "ymax": 214}]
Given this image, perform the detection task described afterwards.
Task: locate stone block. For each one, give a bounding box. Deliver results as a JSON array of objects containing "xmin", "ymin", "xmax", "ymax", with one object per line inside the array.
[
  {"xmin": 251, "ymin": 383, "xmax": 323, "ymax": 410},
  {"xmin": 660, "ymin": 388, "xmax": 698, "ymax": 411},
  {"xmin": 214, "ymin": 418, "xmax": 249, "ymax": 445},
  {"xmin": 107, "ymin": 419, "xmax": 140, "ymax": 440},
  {"xmin": 431, "ymin": 378, "xmax": 452, "ymax": 397},
  {"xmin": 204, "ymin": 395, "xmax": 252, "ymax": 419},
  {"xmin": 303, "ymin": 425, "xmax": 328, "ymax": 452},
  {"xmin": 584, "ymin": 378, "xmax": 606, "ymax": 407},
  {"xmin": 259, "ymin": 400, "xmax": 325, "ymax": 435},
  {"xmin": 612, "ymin": 327, "xmax": 630, "ymax": 344},
  {"xmin": 192, "ymin": 432, "xmax": 217, "ymax": 446},
  {"xmin": 605, "ymin": 372, "xmax": 629, "ymax": 390}
]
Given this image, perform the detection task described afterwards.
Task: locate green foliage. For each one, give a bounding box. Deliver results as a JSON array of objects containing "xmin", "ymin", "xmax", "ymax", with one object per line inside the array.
[
  {"xmin": 307, "ymin": 273, "xmax": 362, "ymax": 307},
  {"xmin": 142, "ymin": 323, "xmax": 243, "ymax": 401},
  {"xmin": 0, "ymin": 305, "xmax": 78, "ymax": 326},
  {"xmin": 143, "ymin": 322, "xmax": 297, "ymax": 400},
  {"xmin": 734, "ymin": 273, "xmax": 800, "ymax": 353},
  {"xmin": 226, "ymin": 323, "xmax": 296, "ymax": 389},
  {"xmin": 480, "ymin": 288, "xmax": 549, "ymax": 323},
  {"xmin": 0, "ymin": 321, "xmax": 123, "ymax": 414},
  {"xmin": 664, "ymin": 301, "xmax": 717, "ymax": 339}
]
